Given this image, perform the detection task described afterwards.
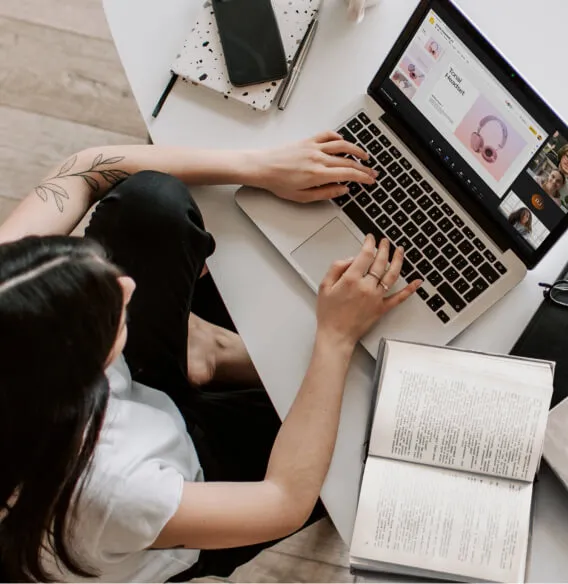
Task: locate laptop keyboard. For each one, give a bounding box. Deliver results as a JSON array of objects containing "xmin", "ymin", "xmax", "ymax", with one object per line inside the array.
[{"xmin": 333, "ymin": 111, "xmax": 508, "ymax": 324}]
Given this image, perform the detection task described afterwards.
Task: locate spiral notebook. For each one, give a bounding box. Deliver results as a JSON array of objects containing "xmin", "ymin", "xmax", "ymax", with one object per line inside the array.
[{"xmin": 171, "ymin": 0, "xmax": 320, "ymax": 111}]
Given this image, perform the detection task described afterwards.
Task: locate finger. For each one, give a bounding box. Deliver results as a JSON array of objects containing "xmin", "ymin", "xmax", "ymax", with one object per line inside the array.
[
  {"xmin": 366, "ymin": 238, "xmax": 391, "ymax": 287},
  {"xmin": 320, "ymin": 258, "xmax": 354, "ymax": 289},
  {"xmin": 345, "ymin": 235, "xmax": 376, "ymax": 278},
  {"xmin": 383, "ymin": 279, "xmax": 423, "ymax": 312},
  {"xmin": 313, "ymin": 131, "xmax": 343, "ymax": 144},
  {"xmin": 302, "ymin": 184, "xmax": 350, "ymax": 201},
  {"xmin": 320, "ymin": 166, "xmax": 376, "ymax": 185},
  {"xmin": 320, "ymin": 139, "xmax": 369, "ymax": 160},
  {"xmin": 379, "ymin": 245, "xmax": 404, "ymax": 290},
  {"xmin": 322, "ymin": 154, "xmax": 376, "ymax": 179}
]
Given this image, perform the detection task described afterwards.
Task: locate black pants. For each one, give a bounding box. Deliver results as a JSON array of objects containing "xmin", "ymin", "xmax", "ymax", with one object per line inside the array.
[{"xmin": 85, "ymin": 171, "xmax": 325, "ymax": 580}]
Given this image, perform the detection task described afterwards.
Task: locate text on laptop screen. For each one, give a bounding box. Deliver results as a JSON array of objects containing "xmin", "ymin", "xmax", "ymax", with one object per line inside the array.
[{"xmin": 380, "ymin": 8, "xmax": 568, "ymax": 253}]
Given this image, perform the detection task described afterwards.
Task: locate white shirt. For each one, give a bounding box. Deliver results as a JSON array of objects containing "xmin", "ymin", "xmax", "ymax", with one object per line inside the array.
[{"xmin": 43, "ymin": 355, "xmax": 203, "ymax": 582}]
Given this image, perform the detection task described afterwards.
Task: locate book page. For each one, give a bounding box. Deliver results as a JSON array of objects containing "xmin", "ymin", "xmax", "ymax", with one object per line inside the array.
[
  {"xmin": 350, "ymin": 457, "xmax": 531, "ymax": 583},
  {"xmin": 369, "ymin": 341, "xmax": 553, "ymax": 481}
]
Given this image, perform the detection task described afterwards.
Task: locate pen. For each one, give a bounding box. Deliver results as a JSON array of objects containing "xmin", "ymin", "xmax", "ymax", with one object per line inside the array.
[
  {"xmin": 152, "ymin": 73, "xmax": 179, "ymax": 119},
  {"xmin": 278, "ymin": 16, "xmax": 319, "ymax": 111}
]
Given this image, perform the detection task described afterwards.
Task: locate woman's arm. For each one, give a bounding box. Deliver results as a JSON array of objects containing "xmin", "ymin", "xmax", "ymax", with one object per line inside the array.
[
  {"xmin": 0, "ymin": 132, "xmax": 375, "ymax": 244},
  {"xmin": 153, "ymin": 238, "xmax": 421, "ymax": 550}
]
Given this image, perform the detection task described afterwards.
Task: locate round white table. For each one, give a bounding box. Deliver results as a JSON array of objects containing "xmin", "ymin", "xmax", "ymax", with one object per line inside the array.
[{"xmin": 103, "ymin": 1, "xmax": 568, "ymax": 579}]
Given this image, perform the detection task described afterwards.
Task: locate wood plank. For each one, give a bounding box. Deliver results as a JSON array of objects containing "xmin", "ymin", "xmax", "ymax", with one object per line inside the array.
[
  {"xmin": 0, "ymin": 17, "xmax": 147, "ymax": 138},
  {"xmin": 0, "ymin": 106, "xmax": 141, "ymax": 201},
  {"xmin": 0, "ymin": 0, "xmax": 112, "ymax": 40},
  {"xmin": 230, "ymin": 549, "xmax": 355, "ymax": 583},
  {"xmin": 271, "ymin": 518, "xmax": 351, "ymax": 568},
  {"xmin": 0, "ymin": 197, "xmax": 21, "ymax": 227}
]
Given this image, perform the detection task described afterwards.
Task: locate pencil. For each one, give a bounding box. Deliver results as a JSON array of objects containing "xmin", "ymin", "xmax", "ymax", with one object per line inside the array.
[{"xmin": 152, "ymin": 73, "xmax": 179, "ymax": 119}]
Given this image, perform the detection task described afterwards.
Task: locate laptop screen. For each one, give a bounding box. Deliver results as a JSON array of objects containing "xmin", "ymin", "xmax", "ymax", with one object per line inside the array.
[{"xmin": 368, "ymin": 0, "xmax": 568, "ymax": 267}]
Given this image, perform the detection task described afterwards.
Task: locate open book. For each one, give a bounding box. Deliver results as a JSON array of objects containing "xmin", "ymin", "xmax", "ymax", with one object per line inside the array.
[{"xmin": 349, "ymin": 340, "xmax": 554, "ymax": 583}]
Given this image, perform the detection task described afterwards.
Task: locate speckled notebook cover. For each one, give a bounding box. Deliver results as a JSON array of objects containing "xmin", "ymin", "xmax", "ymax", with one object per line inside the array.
[{"xmin": 172, "ymin": 0, "xmax": 320, "ymax": 111}]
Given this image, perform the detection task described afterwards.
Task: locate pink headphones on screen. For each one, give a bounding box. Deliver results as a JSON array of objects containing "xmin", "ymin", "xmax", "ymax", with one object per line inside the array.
[
  {"xmin": 428, "ymin": 41, "xmax": 439, "ymax": 55},
  {"xmin": 470, "ymin": 116, "xmax": 508, "ymax": 164},
  {"xmin": 407, "ymin": 63, "xmax": 423, "ymax": 80}
]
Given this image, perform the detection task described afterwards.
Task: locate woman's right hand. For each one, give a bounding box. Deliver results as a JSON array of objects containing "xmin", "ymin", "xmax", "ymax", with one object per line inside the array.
[{"xmin": 316, "ymin": 235, "xmax": 422, "ymax": 349}]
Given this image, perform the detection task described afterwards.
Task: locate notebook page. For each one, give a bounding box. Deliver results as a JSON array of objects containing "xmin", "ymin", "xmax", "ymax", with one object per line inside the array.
[{"xmin": 369, "ymin": 341, "xmax": 553, "ymax": 481}]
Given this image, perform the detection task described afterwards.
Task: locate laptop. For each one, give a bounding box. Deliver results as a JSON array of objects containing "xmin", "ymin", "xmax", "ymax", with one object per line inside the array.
[{"xmin": 236, "ymin": 0, "xmax": 568, "ymax": 357}]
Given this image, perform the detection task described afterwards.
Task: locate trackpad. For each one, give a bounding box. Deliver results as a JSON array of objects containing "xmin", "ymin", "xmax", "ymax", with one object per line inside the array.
[{"xmin": 291, "ymin": 218, "xmax": 362, "ymax": 287}]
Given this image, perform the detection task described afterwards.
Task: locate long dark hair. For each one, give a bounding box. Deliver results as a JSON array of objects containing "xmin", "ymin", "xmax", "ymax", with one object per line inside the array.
[
  {"xmin": 508, "ymin": 207, "xmax": 533, "ymax": 233},
  {"xmin": 0, "ymin": 236, "xmax": 124, "ymax": 582}
]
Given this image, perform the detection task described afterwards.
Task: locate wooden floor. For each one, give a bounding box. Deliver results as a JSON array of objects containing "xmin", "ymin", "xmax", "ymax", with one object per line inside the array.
[{"xmin": 0, "ymin": 1, "xmax": 354, "ymax": 581}]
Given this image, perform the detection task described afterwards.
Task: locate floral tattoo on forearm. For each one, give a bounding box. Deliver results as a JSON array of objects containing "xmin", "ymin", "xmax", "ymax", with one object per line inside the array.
[{"xmin": 34, "ymin": 153, "xmax": 130, "ymax": 212}]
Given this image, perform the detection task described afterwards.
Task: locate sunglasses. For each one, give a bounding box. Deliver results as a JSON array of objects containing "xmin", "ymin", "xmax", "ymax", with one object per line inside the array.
[{"xmin": 539, "ymin": 280, "xmax": 568, "ymax": 307}]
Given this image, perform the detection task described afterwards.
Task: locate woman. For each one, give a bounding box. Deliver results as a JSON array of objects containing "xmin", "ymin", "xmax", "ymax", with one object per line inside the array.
[
  {"xmin": 536, "ymin": 168, "xmax": 566, "ymax": 200},
  {"xmin": 0, "ymin": 132, "xmax": 420, "ymax": 582},
  {"xmin": 508, "ymin": 207, "xmax": 533, "ymax": 237},
  {"xmin": 556, "ymin": 144, "xmax": 568, "ymax": 207}
]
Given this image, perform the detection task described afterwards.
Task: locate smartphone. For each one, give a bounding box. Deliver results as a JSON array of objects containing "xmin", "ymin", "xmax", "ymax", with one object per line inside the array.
[{"xmin": 212, "ymin": 0, "xmax": 288, "ymax": 87}]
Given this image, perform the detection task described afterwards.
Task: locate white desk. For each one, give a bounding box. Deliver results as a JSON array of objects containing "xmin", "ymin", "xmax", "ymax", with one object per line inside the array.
[{"xmin": 104, "ymin": 1, "xmax": 568, "ymax": 579}]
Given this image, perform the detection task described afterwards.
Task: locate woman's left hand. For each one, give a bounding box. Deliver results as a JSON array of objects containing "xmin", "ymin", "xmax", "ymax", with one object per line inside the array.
[{"xmin": 251, "ymin": 131, "xmax": 378, "ymax": 203}]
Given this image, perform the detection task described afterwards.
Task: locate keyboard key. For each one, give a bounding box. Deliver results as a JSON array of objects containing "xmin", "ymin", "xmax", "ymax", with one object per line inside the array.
[
  {"xmin": 348, "ymin": 182, "xmax": 362, "ymax": 196},
  {"xmin": 343, "ymin": 202, "xmax": 383, "ymax": 242},
  {"xmin": 357, "ymin": 129, "xmax": 373, "ymax": 144},
  {"xmin": 347, "ymin": 118, "xmax": 363, "ymax": 133},
  {"xmin": 393, "ymin": 210, "xmax": 408, "ymax": 225},
  {"xmin": 362, "ymin": 182, "xmax": 378, "ymax": 194},
  {"xmin": 377, "ymin": 214, "xmax": 391, "ymax": 229},
  {"xmin": 432, "ymin": 233, "xmax": 448, "ymax": 247},
  {"xmin": 437, "ymin": 310, "xmax": 450, "ymax": 323},
  {"xmin": 454, "ymin": 278, "xmax": 469, "ymax": 294},
  {"xmin": 383, "ymin": 199, "xmax": 397, "ymax": 214},
  {"xmin": 417, "ymin": 287, "xmax": 429, "ymax": 300},
  {"xmin": 463, "ymin": 266, "xmax": 477, "ymax": 282},
  {"xmin": 458, "ymin": 240, "xmax": 474, "ymax": 256},
  {"xmin": 439, "ymin": 218, "xmax": 453, "ymax": 232},
  {"xmin": 379, "ymin": 135, "xmax": 392, "ymax": 148},
  {"xmin": 368, "ymin": 140, "xmax": 382, "ymax": 156},
  {"xmin": 358, "ymin": 112, "xmax": 371, "ymax": 124},
  {"xmin": 441, "ymin": 203, "xmax": 454, "ymax": 216},
  {"xmin": 431, "ymin": 192, "xmax": 443, "ymax": 205},
  {"xmin": 422, "ymin": 221, "xmax": 436, "ymax": 236},
  {"xmin": 427, "ymin": 294, "xmax": 445, "ymax": 312},
  {"xmin": 333, "ymin": 194, "xmax": 351, "ymax": 207},
  {"xmin": 400, "ymin": 157, "xmax": 412, "ymax": 170},
  {"xmin": 464, "ymin": 277, "xmax": 489, "ymax": 303},
  {"xmin": 448, "ymin": 228, "xmax": 464, "ymax": 244},
  {"xmin": 400, "ymin": 259, "xmax": 413, "ymax": 277},
  {"xmin": 421, "ymin": 180, "xmax": 433, "ymax": 193},
  {"xmin": 433, "ymin": 256, "xmax": 449, "ymax": 271},
  {"xmin": 469, "ymin": 251, "xmax": 483, "ymax": 267},
  {"xmin": 362, "ymin": 155, "xmax": 376, "ymax": 169},
  {"xmin": 408, "ymin": 184, "xmax": 423, "ymax": 198},
  {"xmin": 410, "ymin": 169, "xmax": 422, "ymax": 181},
  {"xmin": 494, "ymin": 261, "xmax": 507, "ymax": 275},
  {"xmin": 427, "ymin": 270, "xmax": 443, "ymax": 286},
  {"xmin": 441, "ymin": 243, "xmax": 457, "ymax": 259},
  {"xmin": 381, "ymin": 176, "xmax": 397, "ymax": 192},
  {"xmin": 397, "ymin": 173, "xmax": 412, "ymax": 188},
  {"xmin": 483, "ymin": 250, "xmax": 496, "ymax": 263},
  {"xmin": 417, "ymin": 195, "xmax": 434, "ymax": 211},
  {"xmin": 423, "ymin": 244, "xmax": 438, "ymax": 260},
  {"xmin": 438, "ymin": 282, "xmax": 466, "ymax": 312},
  {"xmin": 369, "ymin": 123, "xmax": 381, "ymax": 136},
  {"xmin": 391, "ymin": 187, "xmax": 407, "ymax": 203},
  {"xmin": 427, "ymin": 207, "xmax": 443, "ymax": 222},
  {"xmin": 402, "ymin": 199, "xmax": 417, "ymax": 214},
  {"xmin": 407, "ymin": 248, "xmax": 422, "ymax": 264},
  {"xmin": 452, "ymin": 255, "xmax": 467, "ymax": 271},
  {"xmin": 378, "ymin": 151, "xmax": 393, "ymax": 166},
  {"xmin": 411, "ymin": 210, "xmax": 427, "ymax": 225},
  {"xmin": 417, "ymin": 259, "xmax": 433, "ymax": 275},
  {"xmin": 338, "ymin": 127, "xmax": 356, "ymax": 143},
  {"xmin": 389, "ymin": 145, "xmax": 401, "ymax": 158},
  {"xmin": 413, "ymin": 233, "xmax": 428, "ymax": 248},
  {"xmin": 403, "ymin": 222, "xmax": 419, "ymax": 237},
  {"xmin": 443, "ymin": 267, "xmax": 459, "ymax": 282},
  {"xmin": 452, "ymin": 215, "xmax": 465, "ymax": 228},
  {"xmin": 479, "ymin": 262, "xmax": 499, "ymax": 284},
  {"xmin": 387, "ymin": 162, "xmax": 403, "ymax": 177},
  {"xmin": 372, "ymin": 188, "xmax": 388, "ymax": 204},
  {"xmin": 386, "ymin": 225, "xmax": 402, "ymax": 241},
  {"xmin": 356, "ymin": 192, "xmax": 371, "ymax": 207},
  {"xmin": 473, "ymin": 237, "xmax": 485, "ymax": 251},
  {"xmin": 463, "ymin": 226, "xmax": 475, "ymax": 239},
  {"xmin": 397, "ymin": 236, "xmax": 412, "ymax": 250},
  {"xmin": 367, "ymin": 203, "xmax": 380, "ymax": 218}
]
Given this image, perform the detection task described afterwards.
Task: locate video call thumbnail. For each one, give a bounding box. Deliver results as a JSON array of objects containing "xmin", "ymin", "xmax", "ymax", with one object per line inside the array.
[{"xmin": 499, "ymin": 191, "xmax": 550, "ymax": 249}]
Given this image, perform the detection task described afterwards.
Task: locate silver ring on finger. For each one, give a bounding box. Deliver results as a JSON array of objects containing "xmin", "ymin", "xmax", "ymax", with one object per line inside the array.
[
  {"xmin": 378, "ymin": 280, "xmax": 389, "ymax": 292},
  {"xmin": 366, "ymin": 270, "xmax": 382, "ymax": 284}
]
